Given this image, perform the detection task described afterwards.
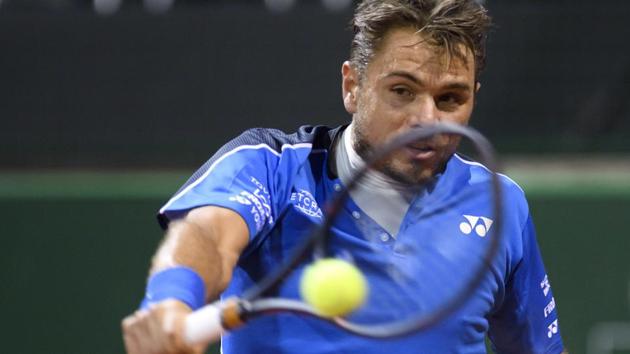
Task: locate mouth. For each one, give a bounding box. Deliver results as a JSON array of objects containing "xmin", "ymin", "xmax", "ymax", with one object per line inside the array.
[{"xmin": 404, "ymin": 143, "xmax": 437, "ymax": 160}]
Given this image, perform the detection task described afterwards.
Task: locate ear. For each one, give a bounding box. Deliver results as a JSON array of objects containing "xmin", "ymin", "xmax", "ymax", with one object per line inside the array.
[{"xmin": 341, "ymin": 61, "xmax": 359, "ymax": 114}]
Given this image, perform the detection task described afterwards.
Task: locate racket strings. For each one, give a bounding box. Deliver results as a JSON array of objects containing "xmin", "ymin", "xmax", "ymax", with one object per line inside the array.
[{"xmin": 237, "ymin": 123, "xmax": 502, "ymax": 339}]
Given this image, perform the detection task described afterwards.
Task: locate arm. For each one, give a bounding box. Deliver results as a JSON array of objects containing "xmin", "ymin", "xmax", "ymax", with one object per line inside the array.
[
  {"xmin": 488, "ymin": 216, "xmax": 566, "ymax": 354},
  {"xmin": 122, "ymin": 206, "xmax": 249, "ymax": 354},
  {"xmin": 151, "ymin": 206, "xmax": 249, "ymax": 300}
]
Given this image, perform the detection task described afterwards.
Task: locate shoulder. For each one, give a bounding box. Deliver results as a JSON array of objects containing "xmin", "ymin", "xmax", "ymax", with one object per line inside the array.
[
  {"xmin": 218, "ymin": 125, "xmax": 340, "ymax": 156},
  {"xmin": 195, "ymin": 125, "xmax": 340, "ymax": 176},
  {"xmin": 451, "ymin": 153, "xmax": 530, "ymax": 222},
  {"xmin": 452, "ymin": 154, "xmax": 524, "ymax": 191}
]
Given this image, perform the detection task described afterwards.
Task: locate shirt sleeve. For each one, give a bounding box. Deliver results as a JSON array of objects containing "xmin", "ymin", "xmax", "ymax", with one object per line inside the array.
[
  {"xmin": 488, "ymin": 215, "xmax": 565, "ymax": 354},
  {"xmin": 157, "ymin": 145, "xmax": 283, "ymax": 243}
]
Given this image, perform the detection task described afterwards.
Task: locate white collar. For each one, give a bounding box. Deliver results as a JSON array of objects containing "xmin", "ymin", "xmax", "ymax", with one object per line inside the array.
[{"xmin": 335, "ymin": 124, "xmax": 421, "ymax": 236}]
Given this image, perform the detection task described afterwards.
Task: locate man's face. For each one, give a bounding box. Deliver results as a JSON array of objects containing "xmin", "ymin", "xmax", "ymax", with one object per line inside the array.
[{"xmin": 342, "ymin": 27, "xmax": 477, "ymax": 185}]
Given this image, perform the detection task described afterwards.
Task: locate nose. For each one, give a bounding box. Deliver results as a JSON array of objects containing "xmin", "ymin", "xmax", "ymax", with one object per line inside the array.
[{"xmin": 407, "ymin": 95, "xmax": 439, "ymax": 127}]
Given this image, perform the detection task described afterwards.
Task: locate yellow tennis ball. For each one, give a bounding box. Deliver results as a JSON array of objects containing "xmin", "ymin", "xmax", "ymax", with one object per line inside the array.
[{"xmin": 299, "ymin": 258, "xmax": 368, "ymax": 317}]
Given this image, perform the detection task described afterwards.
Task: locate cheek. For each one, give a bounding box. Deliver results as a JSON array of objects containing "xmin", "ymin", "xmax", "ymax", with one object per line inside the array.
[
  {"xmin": 456, "ymin": 101, "xmax": 475, "ymax": 124},
  {"xmin": 356, "ymin": 94, "xmax": 404, "ymax": 139}
]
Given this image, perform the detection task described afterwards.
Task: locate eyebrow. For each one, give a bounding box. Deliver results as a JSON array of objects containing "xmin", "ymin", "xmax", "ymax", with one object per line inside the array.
[{"xmin": 385, "ymin": 71, "xmax": 472, "ymax": 92}]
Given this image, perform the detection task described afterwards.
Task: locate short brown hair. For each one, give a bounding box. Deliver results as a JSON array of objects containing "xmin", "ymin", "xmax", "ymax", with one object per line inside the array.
[{"xmin": 350, "ymin": 0, "xmax": 492, "ymax": 80}]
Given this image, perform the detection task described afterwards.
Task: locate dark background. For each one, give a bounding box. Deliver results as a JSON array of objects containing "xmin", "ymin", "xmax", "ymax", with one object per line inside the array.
[
  {"xmin": 1, "ymin": 0, "xmax": 629, "ymax": 169},
  {"xmin": 1, "ymin": 1, "xmax": 629, "ymax": 354}
]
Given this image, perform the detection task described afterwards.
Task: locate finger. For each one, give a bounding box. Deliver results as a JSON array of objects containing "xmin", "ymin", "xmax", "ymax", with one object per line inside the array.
[
  {"xmin": 156, "ymin": 301, "xmax": 203, "ymax": 354},
  {"xmin": 122, "ymin": 310, "xmax": 162, "ymax": 354},
  {"xmin": 122, "ymin": 312, "xmax": 146, "ymax": 354}
]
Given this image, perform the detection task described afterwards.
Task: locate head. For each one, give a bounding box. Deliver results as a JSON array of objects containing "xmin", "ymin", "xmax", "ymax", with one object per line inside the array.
[{"xmin": 342, "ymin": 0, "xmax": 492, "ymax": 185}]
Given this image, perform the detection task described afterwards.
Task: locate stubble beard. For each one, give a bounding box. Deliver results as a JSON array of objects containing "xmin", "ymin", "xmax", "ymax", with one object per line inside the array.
[{"xmin": 351, "ymin": 121, "xmax": 446, "ymax": 186}]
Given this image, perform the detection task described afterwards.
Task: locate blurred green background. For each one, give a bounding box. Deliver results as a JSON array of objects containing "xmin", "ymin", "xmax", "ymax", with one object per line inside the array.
[
  {"xmin": 2, "ymin": 168, "xmax": 629, "ymax": 354},
  {"xmin": 1, "ymin": 0, "xmax": 629, "ymax": 353}
]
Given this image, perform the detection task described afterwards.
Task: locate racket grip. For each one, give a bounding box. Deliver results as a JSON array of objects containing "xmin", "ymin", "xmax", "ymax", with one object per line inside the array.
[{"xmin": 183, "ymin": 300, "xmax": 225, "ymax": 345}]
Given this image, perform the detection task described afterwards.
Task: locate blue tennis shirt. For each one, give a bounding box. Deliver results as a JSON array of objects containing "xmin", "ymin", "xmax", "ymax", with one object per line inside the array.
[{"xmin": 158, "ymin": 125, "xmax": 565, "ymax": 354}]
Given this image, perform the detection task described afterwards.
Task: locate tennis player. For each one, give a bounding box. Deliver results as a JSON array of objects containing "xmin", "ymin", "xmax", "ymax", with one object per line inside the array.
[{"xmin": 122, "ymin": 0, "xmax": 566, "ymax": 353}]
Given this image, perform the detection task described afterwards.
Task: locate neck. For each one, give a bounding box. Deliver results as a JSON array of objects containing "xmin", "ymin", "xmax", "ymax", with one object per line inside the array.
[
  {"xmin": 343, "ymin": 124, "xmax": 417, "ymax": 192},
  {"xmin": 335, "ymin": 123, "xmax": 422, "ymax": 236}
]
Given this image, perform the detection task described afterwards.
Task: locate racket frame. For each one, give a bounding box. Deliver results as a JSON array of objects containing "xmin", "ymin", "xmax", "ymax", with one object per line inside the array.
[{"xmin": 184, "ymin": 122, "xmax": 504, "ymax": 343}]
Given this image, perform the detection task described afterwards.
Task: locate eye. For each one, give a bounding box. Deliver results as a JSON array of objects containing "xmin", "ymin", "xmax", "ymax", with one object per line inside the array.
[
  {"xmin": 436, "ymin": 93, "xmax": 463, "ymax": 110},
  {"xmin": 391, "ymin": 86, "xmax": 414, "ymax": 98}
]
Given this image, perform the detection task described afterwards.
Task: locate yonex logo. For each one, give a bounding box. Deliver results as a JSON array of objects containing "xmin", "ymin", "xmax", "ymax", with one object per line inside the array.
[
  {"xmin": 547, "ymin": 319, "xmax": 559, "ymax": 338},
  {"xmin": 459, "ymin": 215, "xmax": 493, "ymax": 237}
]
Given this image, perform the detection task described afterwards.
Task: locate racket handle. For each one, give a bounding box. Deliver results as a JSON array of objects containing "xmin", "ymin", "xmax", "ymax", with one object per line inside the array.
[{"xmin": 183, "ymin": 300, "xmax": 225, "ymax": 345}]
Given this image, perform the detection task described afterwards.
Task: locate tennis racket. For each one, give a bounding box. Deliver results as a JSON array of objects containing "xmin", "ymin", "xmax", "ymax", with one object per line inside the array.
[{"xmin": 183, "ymin": 122, "xmax": 503, "ymax": 344}]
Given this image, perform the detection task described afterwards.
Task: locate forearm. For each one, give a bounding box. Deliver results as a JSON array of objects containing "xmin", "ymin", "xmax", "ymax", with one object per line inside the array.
[
  {"xmin": 122, "ymin": 207, "xmax": 248, "ymax": 353},
  {"xmin": 151, "ymin": 220, "xmax": 224, "ymax": 301},
  {"xmin": 149, "ymin": 206, "xmax": 249, "ymax": 303}
]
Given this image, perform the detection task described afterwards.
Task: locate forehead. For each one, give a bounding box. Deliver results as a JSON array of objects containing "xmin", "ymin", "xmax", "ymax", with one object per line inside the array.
[{"xmin": 367, "ymin": 27, "xmax": 475, "ymax": 83}]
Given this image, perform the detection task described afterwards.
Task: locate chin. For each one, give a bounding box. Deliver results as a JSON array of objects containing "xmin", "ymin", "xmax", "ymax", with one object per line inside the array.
[
  {"xmin": 381, "ymin": 162, "xmax": 436, "ymax": 186},
  {"xmin": 383, "ymin": 154, "xmax": 450, "ymax": 185}
]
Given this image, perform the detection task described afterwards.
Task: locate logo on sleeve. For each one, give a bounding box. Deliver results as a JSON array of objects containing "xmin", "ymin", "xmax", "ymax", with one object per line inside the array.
[
  {"xmin": 229, "ymin": 177, "xmax": 273, "ymax": 232},
  {"xmin": 547, "ymin": 319, "xmax": 559, "ymax": 338},
  {"xmin": 543, "ymin": 297, "xmax": 556, "ymax": 318},
  {"xmin": 459, "ymin": 215, "xmax": 493, "ymax": 237},
  {"xmin": 540, "ymin": 275, "xmax": 551, "ymax": 296}
]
